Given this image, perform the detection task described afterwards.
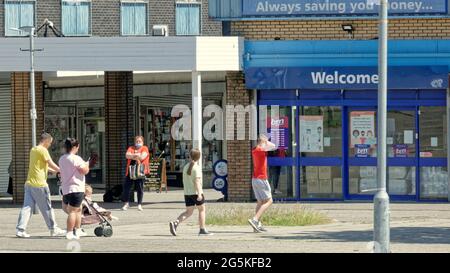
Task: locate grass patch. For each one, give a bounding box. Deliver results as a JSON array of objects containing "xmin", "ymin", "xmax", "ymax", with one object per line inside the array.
[{"xmin": 206, "ymin": 205, "xmax": 331, "ymax": 226}]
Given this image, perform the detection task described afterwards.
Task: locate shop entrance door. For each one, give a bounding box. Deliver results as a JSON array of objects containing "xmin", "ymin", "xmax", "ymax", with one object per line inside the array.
[
  {"xmin": 259, "ymin": 103, "xmax": 298, "ymax": 200},
  {"xmin": 80, "ymin": 118, "xmax": 105, "ymax": 184},
  {"xmin": 347, "ymin": 107, "xmax": 417, "ymax": 200},
  {"xmin": 299, "ymin": 106, "xmax": 343, "ymax": 200}
]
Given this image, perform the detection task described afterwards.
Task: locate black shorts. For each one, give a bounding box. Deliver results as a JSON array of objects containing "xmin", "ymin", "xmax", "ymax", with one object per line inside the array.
[
  {"xmin": 63, "ymin": 192, "xmax": 85, "ymax": 207},
  {"xmin": 184, "ymin": 194, "xmax": 205, "ymax": 207}
]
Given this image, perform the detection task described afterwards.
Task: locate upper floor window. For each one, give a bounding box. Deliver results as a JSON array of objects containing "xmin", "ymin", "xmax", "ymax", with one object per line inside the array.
[
  {"xmin": 61, "ymin": 0, "xmax": 91, "ymax": 36},
  {"xmin": 175, "ymin": 2, "xmax": 201, "ymax": 36},
  {"xmin": 4, "ymin": 0, "xmax": 36, "ymax": 36},
  {"xmin": 121, "ymin": 0, "xmax": 148, "ymax": 36}
]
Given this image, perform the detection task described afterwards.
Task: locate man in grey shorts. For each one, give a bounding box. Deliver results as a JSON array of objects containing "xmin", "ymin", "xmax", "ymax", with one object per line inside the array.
[{"xmin": 248, "ymin": 134, "xmax": 277, "ymax": 232}]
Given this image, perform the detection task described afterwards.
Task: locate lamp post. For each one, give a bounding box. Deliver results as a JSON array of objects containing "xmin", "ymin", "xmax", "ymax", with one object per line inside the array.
[
  {"xmin": 11, "ymin": 26, "xmax": 43, "ymax": 147},
  {"xmin": 374, "ymin": 0, "xmax": 391, "ymax": 253}
]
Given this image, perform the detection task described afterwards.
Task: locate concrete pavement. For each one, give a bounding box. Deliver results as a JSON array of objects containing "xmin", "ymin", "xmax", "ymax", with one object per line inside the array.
[{"xmin": 0, "ymin": 189, "xmax": 449, "ymax": 253}]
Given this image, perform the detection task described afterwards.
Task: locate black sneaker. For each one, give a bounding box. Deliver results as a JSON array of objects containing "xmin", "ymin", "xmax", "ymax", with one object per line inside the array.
[
  {"xmin": 198, "ymin": 229, "xmax": 214, "ymax": 236},
  {"xmin": 248, "ymin": 219, "xmax": 262, "ymax": 233},
  {"xmin": 169, "ymin": 222, "xmax": 178, "ymax": 236}
]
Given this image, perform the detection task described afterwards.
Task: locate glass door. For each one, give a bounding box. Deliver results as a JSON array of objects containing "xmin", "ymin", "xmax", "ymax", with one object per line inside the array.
[
  {"xmin": 300, "ymin": 106, "xmax": 343, "ymax": 200},
  {"xmin": 419, "ymin": 106, "xmax": 448, "ymax": 200},
  {"xmin": 386, "ymin": 108, "xmax": 417, "ymax": 199},
  {"xmin": 259, "ymin": 104, "xmax": 298, "ymax": 200},
  {"xmin": 347, "ymin": 108, "xmax": 378, "ymax": 197},
  {"xmin": 347, "ymin": 107, "xmax": 418, "ymax": 200}
]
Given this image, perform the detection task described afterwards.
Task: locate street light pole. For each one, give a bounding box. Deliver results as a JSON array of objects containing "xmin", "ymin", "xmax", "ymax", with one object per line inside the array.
[
  {"xmin": 29, "ymin": 27, "xmax": 37, "ymax": 147},
  {"xmin": 16, "ymin": 26, "xmax": 42, "ymax": 147},
  {"xmin": 374, "ymin": 0, "xmax": 390, "ymax": 253}
]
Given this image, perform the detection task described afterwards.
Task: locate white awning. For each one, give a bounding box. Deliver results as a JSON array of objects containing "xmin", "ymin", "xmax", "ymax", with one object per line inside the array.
[{"xmin": 0, "ymin": 36, "xmax": 243, "ymax": 72}]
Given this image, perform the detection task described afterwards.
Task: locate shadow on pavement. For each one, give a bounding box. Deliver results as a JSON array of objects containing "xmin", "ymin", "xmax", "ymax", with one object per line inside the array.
[{"xmin": 262, "ymin": 226, "xmax": 450, "ymax": 244}]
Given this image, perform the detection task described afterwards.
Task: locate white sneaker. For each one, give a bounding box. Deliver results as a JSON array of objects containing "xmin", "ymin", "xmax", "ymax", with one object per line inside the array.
[
  {"xmin": 66, "ymin": 231, "xmax": 79, "ymax": 240},
  {"xmin": 121, "ymin": 204, "xmax": 129, "ymax": 211},
  {"xmin": 16, "ymin": 230, "xmax": 31, "ymax": 238},
  {"xmin": 75, "ymin": 229, "xmax": 88, "ymax": 237},
  {"xmin": 50, "ymin": 227, "xmax": 67, "ymax": 237},
  {"xmin": 137, "ymin": 205, "xmax": 143, "ymax": 211}
]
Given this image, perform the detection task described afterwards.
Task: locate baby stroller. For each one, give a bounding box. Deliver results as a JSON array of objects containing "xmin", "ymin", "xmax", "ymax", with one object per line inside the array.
[
  {"xmin": 81, "ymin": 198, "xmax": 114, "ymax": 237},
  {"xmin": 57, "ymin": 174, "xmax": 113, "ymax": 237}
]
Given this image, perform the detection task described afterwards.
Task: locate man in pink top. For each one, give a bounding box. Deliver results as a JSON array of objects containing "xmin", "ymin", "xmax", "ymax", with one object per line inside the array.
[{"xmin": 59, "ymin": 138, "xmax": 89, "ymax": 240}]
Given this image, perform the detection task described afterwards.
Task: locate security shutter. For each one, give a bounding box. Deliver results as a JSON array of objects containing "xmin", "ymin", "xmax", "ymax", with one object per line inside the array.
[{"xmin": 0, "ymin": 84, "xmax": 12, "ymax": 193}]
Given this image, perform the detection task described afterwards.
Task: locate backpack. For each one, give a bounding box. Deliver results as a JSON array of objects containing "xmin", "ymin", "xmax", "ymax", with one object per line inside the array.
[{"xmin": 103, "ymin": 185, "xmax": 123, "ymax": 203}]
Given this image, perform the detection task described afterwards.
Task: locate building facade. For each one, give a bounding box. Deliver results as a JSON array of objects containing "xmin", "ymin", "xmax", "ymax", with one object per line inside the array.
[
  {"xmin": 0, "ymin": 0, "xmax": 227, "ymax": 202},
  {"xmin": 212, "ymin": 0, "xmax": 450, "ymax": 202}
]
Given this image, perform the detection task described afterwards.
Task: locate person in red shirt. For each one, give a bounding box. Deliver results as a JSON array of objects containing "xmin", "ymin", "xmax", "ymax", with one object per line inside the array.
[
  {"xmin": 121, "ymin": 136, "xmax": 150, "ymax": 212},
  {"xmin": 248, "ymin": 134, "xmax": 277, "ymax": 233}
]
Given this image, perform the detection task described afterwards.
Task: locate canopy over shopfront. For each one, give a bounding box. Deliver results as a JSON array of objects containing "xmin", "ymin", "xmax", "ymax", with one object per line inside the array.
[{"xmin": 0, "ymin": 36, "xmax": 243, "ymax": 164}]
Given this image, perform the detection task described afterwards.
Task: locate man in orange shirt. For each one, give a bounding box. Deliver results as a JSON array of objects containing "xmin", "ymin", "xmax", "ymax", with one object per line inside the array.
[{"xmin": 248, "ymin": 134, "xmax": 277, "ymax": 233}]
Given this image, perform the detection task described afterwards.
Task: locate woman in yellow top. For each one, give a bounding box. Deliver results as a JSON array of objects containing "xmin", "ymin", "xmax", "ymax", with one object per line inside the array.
[{"xmin": 169, "ymin": 149, "xmax": 213, "ymax": 236}]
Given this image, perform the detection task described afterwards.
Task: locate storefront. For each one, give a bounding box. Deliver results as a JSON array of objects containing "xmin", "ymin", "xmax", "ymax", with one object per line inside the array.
[
  {"xmin": 135, "ymin": 82, "xmax": 225, "ymax": 187},
  {"xmin": 44, "ymin": 79, "xmax": 226, "ymax": 189},
  {"xmin": 247, "ymin": 65, "xmax": 449, "ymax": 201},
  {"xmin": 44, "ymin": 86, "xmax": 105, "ymax": 189}
]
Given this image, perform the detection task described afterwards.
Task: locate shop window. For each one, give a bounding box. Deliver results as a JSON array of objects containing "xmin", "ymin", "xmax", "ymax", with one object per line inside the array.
[
  {"xmin": 349, "ymin": 166, "xmax": 416, "ymax": 196},
  {"xmin": 420, "ymin": 167, "xmax": 448, "ymax": 199},
  {"xmin": 348, "ymin": 111, "xmax": 377, "ymax": 158},
  {"xmin": 349, "ymin": 166, "xmax": 377, "ymax": 195},
  {"xmin": 259, "ymin": 106, "xmax": 295, "ymax": 157},
  {"xmin": 61, "ymin": 0, "xmax": 91, "ymax": 36},
  {"xmin": 268, "ymin": 166, "xmax": 297, "ymax": 199},
  {"xmin": 120, "ymin": 1, "xmax": 148, "ymax": 36},
  {"xmin": 300, "ymin": 106, "xmax": 342, "ymax": 157},
  {"xmin": 44, "ymin": 106, "xmax": 77, "ymax": 162},
  {"xmin": 419, "ymin": 106, "xmax": 447, "ymax": 158},
  {"xmin": 388, "ymin": 167, "xmax": 416, "ymax": 195},
  {"xmin": 175, "ymin": 2, "xmax": 201, "ymax": 36},
  {"xmin": 4, "ymin": 0, "xmax": 35, "ymax": 36},
  {"xmin": 301, "ymin": 166, "xmax": 342, "ymax": 198},
  {"xmin": 387, "ymin": 110, "xmax": 415, "ymax": 157},
  {"xmin": 142, "ymin": 105, "xmax": 223, "ymax": 185}
]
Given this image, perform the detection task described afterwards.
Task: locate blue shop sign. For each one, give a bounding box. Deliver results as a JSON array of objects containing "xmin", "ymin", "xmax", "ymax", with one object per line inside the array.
[
  {"xmin": 242, "ymin": 0, "xmax": 448, "ymax": 16},
  {"xmin": 245, "ymin": 66, "xmax": 449, "ymax": 90}
]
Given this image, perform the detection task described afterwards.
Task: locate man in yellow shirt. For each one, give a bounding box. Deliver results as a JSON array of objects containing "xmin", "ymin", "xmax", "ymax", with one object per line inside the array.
[{"xmin": 16, "ymin": 133, "xmax": 66, "ymax": 238}]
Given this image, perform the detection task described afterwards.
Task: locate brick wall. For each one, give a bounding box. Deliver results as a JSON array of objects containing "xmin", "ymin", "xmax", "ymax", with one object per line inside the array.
[
  {"xmin": 11, "ymin": 72, "xmax": 44, "ymax": 204},
  {"xmin": 150, "ymin": 0, "xmax": 221, "ymax": 36},
  {"xmin": 230, "ymin": 18, "xmax": 450, "ymax": 40},
  {"xmin": 92, "ymin": 0, "xmax": 121, "ymax": 37},
  {"xmin": 104, "ymin": 72, "xmax": 134, "ymax": 190},
  {"xmin": 226, "ymin": 72, "xmax": 252, "ymax": 201},
  {"xmin": 0, "ymin": 0, "xmax": 221, "ymax": 37}
]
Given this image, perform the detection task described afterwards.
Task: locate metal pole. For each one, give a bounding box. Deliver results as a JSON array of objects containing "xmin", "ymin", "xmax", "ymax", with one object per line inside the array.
[
  {"xmin": 374, "ymin": 0, "xmax": 390, "ymax": 253},
  {"xmin": 192, "ymin": 71, "xmax": 202, "ymax": 167},
  {"xmin": 29, "ymin": 27, "xmax": 37, "ymax": 147}
]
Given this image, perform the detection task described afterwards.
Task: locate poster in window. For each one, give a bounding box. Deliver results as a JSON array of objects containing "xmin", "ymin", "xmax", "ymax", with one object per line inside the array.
[
  {"xmin": 393, "ymin": 144, "xmax": 408, "ymax": 158},
  {"xmin": 267, "ymin": 116, "xmax": 289, "ymax": 150},
  {"xmin": 350, "ymin": 111, "xmax": 376, "ymax": 147},
  {"xmin": 300, "ymin": 116, "xmax": 323, "ymax": 153}
]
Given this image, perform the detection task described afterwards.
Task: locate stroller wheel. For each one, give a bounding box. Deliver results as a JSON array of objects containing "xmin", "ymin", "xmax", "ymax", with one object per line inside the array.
[
  {"xmin": 103, "ymin": 226, "xmax": 113, "ymax": 237},
  {"xmin": 94, "ymin": 226, "xmax": 104, "ymax": 237}
]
